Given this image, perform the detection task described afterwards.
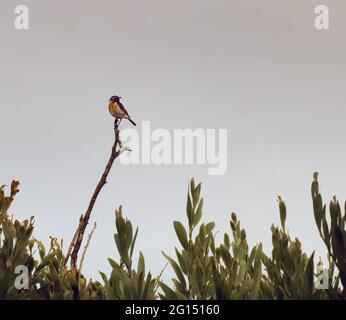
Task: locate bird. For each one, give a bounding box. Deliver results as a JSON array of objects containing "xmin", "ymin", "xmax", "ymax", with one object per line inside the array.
[{"xmin": 108, "ymin": 95, "xmax": 136, "ymax": 126}]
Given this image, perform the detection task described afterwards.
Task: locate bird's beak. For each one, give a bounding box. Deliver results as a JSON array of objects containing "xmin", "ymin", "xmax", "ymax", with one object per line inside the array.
[{"xmin": 119, "ymin": 97, "xmax": 122, "ymax": 99}]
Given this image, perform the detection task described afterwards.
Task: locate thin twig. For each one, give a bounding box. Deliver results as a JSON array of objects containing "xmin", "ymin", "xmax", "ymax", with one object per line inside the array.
[
  {"xmin": 154, "ymin": 262, "xmax": 169, "ymax": 295},
  {"xmin": 64, "ymin": 215, "xmax": 82, "ymax": 266},
  {"xmin": 78, "ymin": 222, "xmax": 97, "ymax": 274},
  {"xmin": 157, "ymin": 263, "xmax": 169, "ymax": 281}
]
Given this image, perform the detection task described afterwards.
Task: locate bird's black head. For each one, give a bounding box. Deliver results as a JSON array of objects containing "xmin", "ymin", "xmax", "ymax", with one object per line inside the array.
[{"xmin": 109, "ymin": 95, "xmax": 121, "ymax": 102}]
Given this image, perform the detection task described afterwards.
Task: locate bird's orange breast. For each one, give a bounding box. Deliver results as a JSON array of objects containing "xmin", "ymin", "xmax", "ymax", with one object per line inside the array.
[{"xmin": 109, "ymin": 101, "xmax": 120, "ymax": 116}]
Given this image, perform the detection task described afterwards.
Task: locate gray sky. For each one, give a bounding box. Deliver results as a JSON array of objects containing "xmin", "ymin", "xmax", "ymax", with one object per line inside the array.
[{"xmin": 1, "ymin": 0, "xmax": 346, "ymax": 282}]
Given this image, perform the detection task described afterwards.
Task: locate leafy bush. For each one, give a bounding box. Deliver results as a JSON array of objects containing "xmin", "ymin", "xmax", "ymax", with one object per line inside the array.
[
  {"xmin": 0, "ymin": 173, "xmax": 345, "ymax": 299},
  {"xmin": 100, "ymin": 206, "xmax": 156, "ymax": 300}
]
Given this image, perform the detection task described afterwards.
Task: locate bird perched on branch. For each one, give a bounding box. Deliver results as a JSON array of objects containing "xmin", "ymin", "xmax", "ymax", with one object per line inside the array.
[{"xmin": 108, "ymin": 95, "xmax": 136, "ymax": 126}]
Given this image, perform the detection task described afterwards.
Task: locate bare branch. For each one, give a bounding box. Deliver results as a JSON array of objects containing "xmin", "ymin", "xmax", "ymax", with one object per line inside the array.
[
  {"xmin": 64, "ymin": 215, "xmax": 82, "ymax": 266},
  {"xmin": 154, "ymin": 262, "xmax": 169, "ymax": 295},
  {"xmin": 67, "ymin": 122, "xmax": 126, "ymax": 299},
  {"xmin": 78, "ymin": 222, "xmax": 97, "ymax": 274}
]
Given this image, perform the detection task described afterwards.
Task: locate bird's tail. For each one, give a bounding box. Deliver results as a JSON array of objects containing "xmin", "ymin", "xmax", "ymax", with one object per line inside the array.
[{"xmin": 127, "ymin": 118, "xmax": 136, "ymax": 126}]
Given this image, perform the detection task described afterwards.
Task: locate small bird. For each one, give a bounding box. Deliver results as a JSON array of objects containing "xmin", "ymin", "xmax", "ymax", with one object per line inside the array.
[{"xmin": 108, "ymin": 95, "xmax": 136, "ymax": 126}]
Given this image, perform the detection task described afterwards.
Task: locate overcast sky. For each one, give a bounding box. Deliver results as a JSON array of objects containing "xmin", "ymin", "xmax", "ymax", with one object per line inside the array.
[{"xmin": 1, "ymin": 0, "xmax": 346, "ymax": 282}]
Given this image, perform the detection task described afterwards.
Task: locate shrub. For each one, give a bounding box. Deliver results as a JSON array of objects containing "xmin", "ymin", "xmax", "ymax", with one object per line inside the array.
[{"xmin": 0, "ymin": 173, "xmax": 345, "ymax": 299}]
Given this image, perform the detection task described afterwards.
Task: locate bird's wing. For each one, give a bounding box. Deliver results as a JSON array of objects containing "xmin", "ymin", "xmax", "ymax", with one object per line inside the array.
[{"xmin": 118, "ymin": 101, "xmax": 130, "ymax": 117}]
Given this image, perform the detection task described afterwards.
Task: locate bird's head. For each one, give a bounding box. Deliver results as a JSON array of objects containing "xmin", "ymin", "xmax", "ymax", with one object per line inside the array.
[{"xmin": 109, "ymin": 95, "xmax": 121, "ymax": 102}]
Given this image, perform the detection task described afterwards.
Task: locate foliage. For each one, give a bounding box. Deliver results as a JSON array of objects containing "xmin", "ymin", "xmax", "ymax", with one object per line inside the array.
[
  {"xmin": 99, "ymin": 206, "xmax": 156, "ymax": 300},
  {"xmin": 212, "ymin": 213, "xmax": 263, "ymax": 299},
  {"xmin": 311, "ymin": 172, "xmax": 346, "ymax": 299},
  {"xmin": 0, "ymin": 173, "xmax": 345, "ymax": 299}
]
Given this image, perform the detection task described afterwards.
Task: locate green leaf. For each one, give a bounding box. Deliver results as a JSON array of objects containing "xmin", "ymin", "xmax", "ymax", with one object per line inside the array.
[
  {"xmin": 130, "ymin": 227, "xmax": 139, "ymax": 259},
  {"xmin": 173, "ymin": 221, "xmax": 188, "ymax": 250},
  {"xmin": 192, "ymin": 183, "xmax": 201, "ymax": 207},
  {"xmin": 125, "ymin": 220, "xmax": 133, "ymax": 249},
  {"xmin": 194, "ymin": 198, "xmax": 203, "ymax": 227},
  {"xmin": 305, "ymin": 252, "xmax": 315, "ymax": 298},
  {"xmin": 138, "ymin": 251, "xmax": 145, "ymax": 276},
  {"xmin": 159, "ymin": 281, "xmax": 178, "ymax": 300},
  {"xmin": 172, "ymin": 279, "xmax": 188, "ymax": 298},
  {"xmin": 313, "ymin": 195, "xmax": 323, "ymax": 232},
  {"xmin": 190, "ymin": 178, "xmax": 196, "ymax": 193},
  {"xmin": 142, "ymin": 273, "xmax": 153, "ymax": 300},
  {"xmin": 99, "ymin": 271, "xmax": 115, "ymax": 300},
  {"xmin": 175, "ymin": 248, "xmax": 188, "ymax": 275},
  {"xmin": 224, "ymin": 233, "xmax": 230, "ymax": 249},
  {"xmin": 220, "ymin": 244, "xmax": 232, "ymax": 267},
  {"xmin": 108, "ymin": 258, "xmax": 119, "ymax": 270},
  {"xmin": 278, "ymin": 196, "xmax": 286, "ymax": 231},
  {"xmin": 236, "ymin": 260, "xmax": 246, "ymax": 284},
  {"xmin": 322, "ymin": 215, "xmax": 330, "ymax": 246},
  {"xmin": 186, "ymin": 188, "xmax": 194, "ymax": 228},
  {"xmin": 162, "ymin": 251, "xmax": 187, "ymax": 289},
  {"xmin": 205, "ymin": 222, "xmax": 215, "ymax": 234},
  {"xmin": 330, "ymin": 197, "xmax": 341, "ymax": 230}
]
